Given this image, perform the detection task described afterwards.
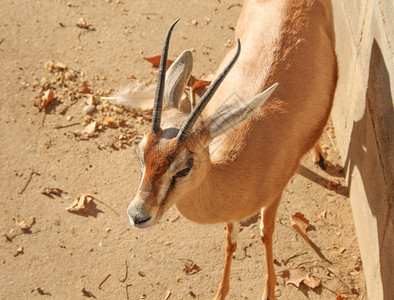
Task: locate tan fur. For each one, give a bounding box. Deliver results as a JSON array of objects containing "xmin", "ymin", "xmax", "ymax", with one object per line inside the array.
[
  {"xmin": 129, "ymin": 1, "xmax": 337, "ymax": 299},
  {"xmin": 176, "ymin": 0, "xmax": 337, "ymax": 224}
]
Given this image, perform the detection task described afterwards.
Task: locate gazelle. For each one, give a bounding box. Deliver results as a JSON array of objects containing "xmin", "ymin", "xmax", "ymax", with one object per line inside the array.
[{"xmin": 127, "ymin": 0, "xmax": 337, "ymax": 299}]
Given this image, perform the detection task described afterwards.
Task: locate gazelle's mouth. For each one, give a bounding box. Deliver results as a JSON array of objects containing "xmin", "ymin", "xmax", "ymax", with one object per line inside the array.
[
  {"xmin": 128, "ymin": 210, "xmax": 154, "ymax": 228},
  {"xmin": 134, "ymin": 216, "xmax": 152, "ymax": 228}
]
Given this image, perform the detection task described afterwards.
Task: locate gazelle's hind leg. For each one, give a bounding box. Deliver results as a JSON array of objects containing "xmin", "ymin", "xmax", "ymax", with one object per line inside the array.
[
  {"xmin": 311, "ymin": 142, "xmax": 326, "ymax": 170},
  {"xmin": 261, "ymin": 199, "xmax": 280, "ymax": 300},
  {"xmin": 214, "ymin": 222, "xmax": 239, "ymax": 300}
]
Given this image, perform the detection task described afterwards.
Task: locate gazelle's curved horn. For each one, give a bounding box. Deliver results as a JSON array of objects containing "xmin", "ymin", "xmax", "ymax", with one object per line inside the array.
[
  {"xmin": 177, "ymin": 40, "xmax": 241, "ymax": 142},
  {"xmin": 151, "ymin": 18, "xmax": 180, "ymax": 133}
]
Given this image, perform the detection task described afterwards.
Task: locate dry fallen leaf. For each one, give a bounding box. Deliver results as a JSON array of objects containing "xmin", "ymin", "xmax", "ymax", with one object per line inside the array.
[
  {"xmin": 81, "ymin": 85, "xmax": 92, "ymax": 94},
  {"xmin": 36, "ymin": 287, "xmax": 51, "ymax": 296},
  {"xmin": 291, "ymin": 212, "xmax": 310, "ymax": 235},
  {"xmin": 81, "ymin": 287, "xmax": 95, "ymax": 298},
  {"xmin": 35, "ymin": 89, "xmax": 54, "ymax": 110},
  {"xmin": 184, "ymin": 263, "xmax": 200, "ymax": 275},
  {"xmin": 181, "ymin": 259, "xmax": 201, "ymax": 275},
  {"xmin": 282, "ymin": 268, "xmax": 321, "ymax": 290},
  {"xmin": 281, "ymin": 269, "xmax": 290, "ymax": 278},
  {"xmin": 282, "ymin": 267, "xmax": 310, "ymax": 287},
  {"xmin": 76, "ymin": 17, "xmax": 93, "ymax": 30},
  {"xmin": 42, "ymin": 89, "xmax": 54, "ymax": 108},
  {"xmin": 14, "ymin": 246, "xmax": 24, "ymax": 257},
  {"xmin": 336, "ymin": 293, "xmax": 349, "ymax": 300},
  {"xmin": 42, "ymin": 187, "xmax": 63, "ymax": 198},
  {"xmin": 118, "ymin": 119, "xmax": 128, "ymax": 128},
  {"xmin": 66, "ymin": 194, "xmax": 95, "ymax": 214},
  {"xmin": 185, "ymin": 75, "xmax": 211, "ymax": 97},
  {"xmin": 303, "ymin": 275, "xmax": 321, "ymax": 289},
  {"xmin": 192, "ymin": 79, "xmax": 210, "ymax": 92},
  {"xmin": 144, "ymin": 55, "xmax": 174, "ymax": 69},
  {"xmin": 187, "ymin": 74, "xmax": 197, "ymax": 87},
  {"xmin": 13, "ymin": 216, "xmax": 36, "ymax": 232}
]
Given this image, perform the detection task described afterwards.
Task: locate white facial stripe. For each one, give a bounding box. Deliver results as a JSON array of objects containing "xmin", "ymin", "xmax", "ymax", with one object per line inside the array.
[
  {"xmin": 136, "ymin": 135, "xmax": 148, "ymax": 166},
  {"xmin": 137, "ymin": 166, "xmax": 146, "ymax": 192},
  {"xmin": 135, "ymin": 135, "xmax": 149, "ymax": 192},
  {"xmin": 157, "ymin": 171, "xmax": 172, "ymax": 205},
  {"xmin": 157, "ymin": 150, "xmax": 189, "ymax": 205}
]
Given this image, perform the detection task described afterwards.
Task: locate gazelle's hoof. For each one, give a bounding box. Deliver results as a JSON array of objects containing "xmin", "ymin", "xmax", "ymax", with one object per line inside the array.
[
  {"xmin": 315, "ymin": 153, "xmax": 326, "ymax": 170},
  {"xmin": 262, "ymin": 286, "xmax": 276, "ymax": 300},
  {"xmin": 262, "ymin": 294, "xmax": 275, "ymax": 300}
]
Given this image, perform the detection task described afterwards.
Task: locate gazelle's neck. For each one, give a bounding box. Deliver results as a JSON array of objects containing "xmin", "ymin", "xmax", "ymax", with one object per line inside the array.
[
  {"xmin": 175, "ymin": 106, "xmax": 296, "ymax": 224},
  {"xmin": 175, "ymin": 146, "xmax": 266, "ymax": 224},
  {"xmin": 175, "ymin": 160, "xmax": 234, "ymax": 223}
]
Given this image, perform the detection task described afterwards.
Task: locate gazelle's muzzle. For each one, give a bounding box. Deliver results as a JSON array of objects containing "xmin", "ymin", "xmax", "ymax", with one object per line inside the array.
[
  {"xmin": 127, "ymin": 209, "xmax": 152, "ymax": 228},
  {"xmin": 127, "ymin": 195, "xmax": 157, "ymax": 228}
]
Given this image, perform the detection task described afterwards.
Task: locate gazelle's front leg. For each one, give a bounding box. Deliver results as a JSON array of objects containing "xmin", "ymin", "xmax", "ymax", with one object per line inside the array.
[
  {"xmin": 260, "ymin": 200, "xmax": 280, "ymax": 300},
  {"xmin": 214, "ymin": 222, "xmax": 239, "ymax": 300}
]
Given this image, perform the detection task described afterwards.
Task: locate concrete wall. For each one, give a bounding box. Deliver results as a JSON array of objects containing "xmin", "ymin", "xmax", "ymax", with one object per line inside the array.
[{"xmin": 331, "ymin": 0, "xmax": 393, "ymax": 299}]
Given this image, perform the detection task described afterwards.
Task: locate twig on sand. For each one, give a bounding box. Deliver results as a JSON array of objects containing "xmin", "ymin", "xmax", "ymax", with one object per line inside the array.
[
  {"xmin": 94, "ymin": 197, "xmax": 120, "ymax": 217},
  {"xmin": 292, "ymin": 222, "xmax": 332, "ymax": 264},
  {"xmin": 125, "ymin": 284, "xmax": 133, "ymax": 300},
  {"xmin": 41, "ymin": 112, "xmax": 47, "ymax": 127},
  {"xmin": 282, "ymin": 251, "xmax": 308, "ymax": 265},
  {"xmin": 54, "ymin": 122, "xmax": 80, "ymax": 129},
  {"xmin": 19, "ymin": 170, "xmax": 40, "ymax": 194},
  {"xmin": 227, "ymin": 3, "xmax": 242, "ymax": 10},
  {"xmin": 98, "ymin": 274, "xmax": 111, "ymax": 290},
  {"xmin": 327, "ymin": 267, "xmax": 353, "ymax": 291}
]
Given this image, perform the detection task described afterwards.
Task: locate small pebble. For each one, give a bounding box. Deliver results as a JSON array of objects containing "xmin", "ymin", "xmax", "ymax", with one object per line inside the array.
[
  {"xmin": 83, "ymin": 105, "xmax": 96, "ymax": 114},
  {"xmin": 84, "ymin": 122, "xmax": 96, "ymax": 134}
]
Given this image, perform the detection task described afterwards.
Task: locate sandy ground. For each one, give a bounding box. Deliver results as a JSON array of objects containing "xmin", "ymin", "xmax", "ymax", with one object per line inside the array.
[{"xmin": 0, "ymin": 1, "xmax": 366, "ymax": 299}]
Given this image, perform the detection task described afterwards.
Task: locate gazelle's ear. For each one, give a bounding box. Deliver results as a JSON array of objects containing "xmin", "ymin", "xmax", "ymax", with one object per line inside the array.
[
  {"xmin": 164, "ymin": 50, "xmax": 193, "ymax": 111},
  {"xmin": 208, "ymin": 83, "xmax": 278, "ymax": 139}
]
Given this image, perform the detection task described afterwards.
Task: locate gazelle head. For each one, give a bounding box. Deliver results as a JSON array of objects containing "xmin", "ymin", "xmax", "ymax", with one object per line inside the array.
[{"xmin": 127, "ymin": 19, "xmax": 277, "ymax": 228}]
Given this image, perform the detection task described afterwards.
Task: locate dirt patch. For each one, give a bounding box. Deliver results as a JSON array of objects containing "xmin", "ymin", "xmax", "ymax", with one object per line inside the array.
[{"xmin": 0, "ymin": 1, "xmax": 365, "ymax": 299}]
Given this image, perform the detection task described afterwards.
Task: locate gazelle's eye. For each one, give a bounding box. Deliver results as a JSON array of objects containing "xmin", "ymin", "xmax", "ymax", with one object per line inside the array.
[
  {"xmin": 173, "ymin": 157, "xmax": 194, "ymax": 179},
  {"xmin": 174, "ymin": 167, "xmax": 191, "ymax": 178}
]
